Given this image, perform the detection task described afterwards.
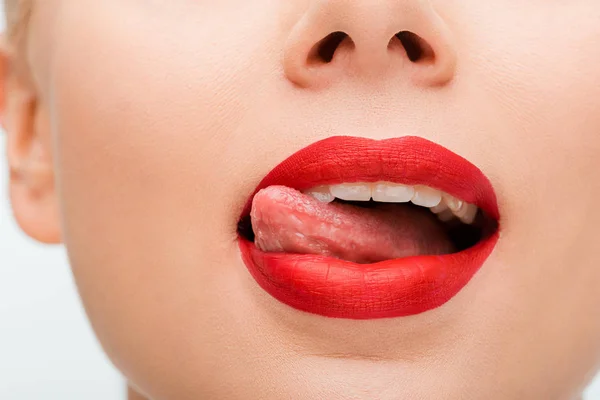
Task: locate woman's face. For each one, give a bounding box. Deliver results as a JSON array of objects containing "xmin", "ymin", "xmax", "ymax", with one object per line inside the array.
[{"xmin": 11, "ymin": 0, "xmax": 600, "ymax": 398}]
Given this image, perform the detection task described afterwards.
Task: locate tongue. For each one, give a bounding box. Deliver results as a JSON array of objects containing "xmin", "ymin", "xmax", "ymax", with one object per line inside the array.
[{"xmin": 250, "ymin": 186, "xmax": 455, "ymax": 264}]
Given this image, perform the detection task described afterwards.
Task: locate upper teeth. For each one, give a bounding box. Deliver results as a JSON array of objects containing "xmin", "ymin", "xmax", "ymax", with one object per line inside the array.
[{"xmin": 304, "ymin": 182, "xmax": 478, "ymax": 224}]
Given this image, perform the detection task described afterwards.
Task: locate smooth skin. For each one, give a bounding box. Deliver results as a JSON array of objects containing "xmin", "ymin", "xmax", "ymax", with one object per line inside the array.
[{"xmin": 2, "ymin": 1, "xmax": 600, "ymax": 399}]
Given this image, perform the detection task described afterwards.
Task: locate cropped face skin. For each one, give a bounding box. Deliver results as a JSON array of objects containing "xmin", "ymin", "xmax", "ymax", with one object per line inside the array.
[{"xmin": 3, "ymin": 1, "xmax": 600, "ymax": 399}]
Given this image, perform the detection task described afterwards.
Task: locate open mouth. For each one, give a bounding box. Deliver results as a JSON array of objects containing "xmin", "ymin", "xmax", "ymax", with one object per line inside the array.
[
  {"xmin": 238, "ymin": 136, "xmax": 500, "ymax": 320},
  {"xmin": 239, "ymin": 183, "xmax": 497, "ymax": 264}
]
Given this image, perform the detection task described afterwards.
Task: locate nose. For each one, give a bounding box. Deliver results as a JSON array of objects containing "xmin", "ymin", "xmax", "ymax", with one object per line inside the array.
[{"xmin": 283, "ymin": 0, "xmax": 457, "ymax": 89}]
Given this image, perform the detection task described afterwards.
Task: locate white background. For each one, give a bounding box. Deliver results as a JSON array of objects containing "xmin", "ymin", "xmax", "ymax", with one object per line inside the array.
[{"xmin": 0, "ymin": 7, "xmax": 600, "ymax": 400}]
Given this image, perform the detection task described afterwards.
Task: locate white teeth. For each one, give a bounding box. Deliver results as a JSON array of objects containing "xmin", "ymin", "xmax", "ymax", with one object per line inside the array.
[
  {"xmin": 304, "ymin": 186, "xmax": 335, "ymax": 203},
  {"xmin": 411, "ymin": 186, "xmax": 442, "ymax": 208},
  {"xmin": 458, "ymin": 203, "xmax": 478, "ymax": 224},
  {"xmin": 372, "ymin": 182, "xmax": 414, "ymax": 203},
  {"xmin": 430, "ymin": 200, "xmax": 449, "ymax": 214},
  {"xmin": 445, "ymin": 195, "xmax": 464, "ymax": 213},
  {"xmin": 329, "ymin": 183, "xmax": 372, "ymax": 201},
  {"xmin": 431, "ymin": 196, "xmax": 478, "ymax": 223},
  {"xmin": 302, "ymin": 181, "xmax": 480, "ymax": 225},
  {"xmin": 443, "ymin": 194, "xmax": 478, "ymax": 224}
]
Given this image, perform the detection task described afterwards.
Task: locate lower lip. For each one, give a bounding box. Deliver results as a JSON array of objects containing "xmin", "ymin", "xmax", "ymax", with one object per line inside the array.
[{"xmin": 238, "ymin": 233, "xmax": 498, "ymax": 319}]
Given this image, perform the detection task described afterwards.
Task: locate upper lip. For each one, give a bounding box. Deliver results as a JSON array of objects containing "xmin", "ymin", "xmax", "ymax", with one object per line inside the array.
[{"xmin": 240, "ymin": 135, "xmax": 499, "ymax": 221}]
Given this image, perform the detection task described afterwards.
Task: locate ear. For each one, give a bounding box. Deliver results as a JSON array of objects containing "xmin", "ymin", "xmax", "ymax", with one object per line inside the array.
[{"xmin": 0, "ymin": 34, "xmax": 60, "ymax": 244}]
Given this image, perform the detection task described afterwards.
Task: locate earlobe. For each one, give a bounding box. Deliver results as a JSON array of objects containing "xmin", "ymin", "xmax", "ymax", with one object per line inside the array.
[{"xmin": 0, "ymin": 35, "xmax": 61, "ymax": 244}]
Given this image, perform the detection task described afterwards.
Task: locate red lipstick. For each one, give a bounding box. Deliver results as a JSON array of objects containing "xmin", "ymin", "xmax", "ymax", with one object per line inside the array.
[{"xmin": 238, "ymin": 136, "xmax": 499, "ymax": 319}]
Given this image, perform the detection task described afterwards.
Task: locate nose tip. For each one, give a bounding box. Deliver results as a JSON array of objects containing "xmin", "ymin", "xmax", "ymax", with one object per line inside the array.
[{"xmin": 283, "ymin": 0, "xmax": 457, "ymax": 89}]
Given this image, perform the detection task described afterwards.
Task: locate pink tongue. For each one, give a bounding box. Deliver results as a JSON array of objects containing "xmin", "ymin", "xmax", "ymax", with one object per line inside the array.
[{"xmin": 250, "ymin": 186, "xmax": 455, "ymax": 264}]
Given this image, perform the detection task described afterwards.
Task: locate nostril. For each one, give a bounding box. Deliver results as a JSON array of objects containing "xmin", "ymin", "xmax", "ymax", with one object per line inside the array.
[
  {"xmin": 306, "ymin": 30, "xmax": 435, "ymax": 66},
  {"xmin": 308, "ymin": 31, "xmax": 351, "ymax": 64},
  {"xmin": 394, "ymin": 31, "xmax": 434, "ymax": 63}
]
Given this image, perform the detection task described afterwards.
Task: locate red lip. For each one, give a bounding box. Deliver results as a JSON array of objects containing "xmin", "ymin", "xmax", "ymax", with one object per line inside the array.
[{"xmin": 238, "ymin": 136, "xmax": 499, "ymax": 319}]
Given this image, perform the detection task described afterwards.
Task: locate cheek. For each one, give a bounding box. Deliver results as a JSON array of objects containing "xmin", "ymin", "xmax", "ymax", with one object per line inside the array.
[
  {"xmin": 52, "ymin": 2, "xmax": 283, "ymax": 264},
  {"xmin": 465, "ymin": 2, "xmax": 600, "ymax": 282},
  {"xmin": 48, "ymin": 1, "xmax": 295, "ymax": 392},
  {"xmin": 448, "ymin": 0, "xmax": 600, "ymax": 383},
  {"xmin": 52, "ymin": 0, "xmax": 280, "ymax": 226}
]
